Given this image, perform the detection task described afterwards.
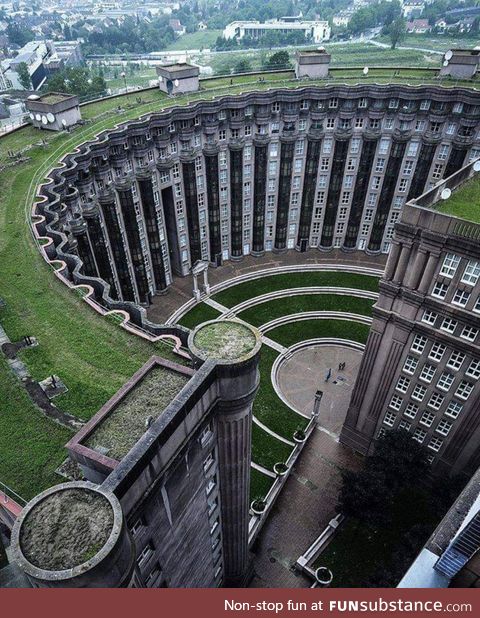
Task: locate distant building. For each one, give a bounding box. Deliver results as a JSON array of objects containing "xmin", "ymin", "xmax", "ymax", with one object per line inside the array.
[
  {"xmin": 295, "ymin": 49, "xmax": 331, "ymax": 79},
  {"xmin": 333, "ymin": 12, "xmax": 352, "ymax": 28},
  {"xmin": 156, "ymin": 63, "xmax": 199, "ymax": 95},
  {"xmin": 440, "ymin": 49, "xmax": 480, "ymax": 80},
  {"xmin": 406, "ymin": 19, "xmax": 430, "ymax": 34},
  {"xmin": 169, "ymin": 19, "xmax": 186, "ymax": 37},
  {"xmin": 223, "ymin": 18, "xmax": 331, "ymax": 43},
  {"xmin": 402, "ymin": 0, "xmax": 425, "ymax": 19},
  {"xmin": 26, "ymin": 92, "xmax": 81, "ymax": 131}
]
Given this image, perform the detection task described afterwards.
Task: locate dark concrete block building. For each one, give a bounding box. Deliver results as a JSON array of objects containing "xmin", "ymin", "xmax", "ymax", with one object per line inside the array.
[
  {"xmin": 11, "ymin": 320, "xmax": 262, "ymax": 588},
  {"xmin": 26, "ymin": 92, "xmax": 81, "ymax": 131},
  {"xmin": 341, "ymin": 158, "xmax": 480, "ymax": 477}
]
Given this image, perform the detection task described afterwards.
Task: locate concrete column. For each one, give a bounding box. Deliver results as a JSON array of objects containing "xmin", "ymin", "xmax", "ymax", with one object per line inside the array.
[
  {"xmin": 188, "ymin": 320, "xmax": 262, "ymax": 587},
  {"xmin": 392, "ymin": 244, "xmax": 412, "ymax": 285},
  {"xmin": 384, "ymin": 242, "xmax": 401, "ymax": 281},
  {"xmin": 312, "ymin": 390, "xmax": 323, "ymax": 419},
  {"xmin": 418, "ymin": 253, "xmax": 439, "ymax": 293},
  {"xmin": 203, "ymin": 268, "xmax": 210, "ymax": 295},
  {"xmin": 192, "ymin": 273, "xmax": 200, "ymax": 301},
  {"xmin": 405, "ymin": 249, "xmax": 428, "ymax": 290}
]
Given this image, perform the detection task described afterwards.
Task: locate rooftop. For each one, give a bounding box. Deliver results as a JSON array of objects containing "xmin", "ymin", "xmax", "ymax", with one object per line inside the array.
[
  {"xmin": 36, "ymin": 93, "xmax": 76, "ymax": 105},
  {"xmin": 192, "ymin": 320, "xmax": 259, "ymax": 362},
  {"xmin": 84, "ymin": 364, "xmax": 190, "ymax": 460},
  {"xmin": 435, "ymin": 174, "xmax": 480, "ymax": 223},
  {"xmin": 19, "ymin": 487, "xmax": 113, "ymax": 571}
]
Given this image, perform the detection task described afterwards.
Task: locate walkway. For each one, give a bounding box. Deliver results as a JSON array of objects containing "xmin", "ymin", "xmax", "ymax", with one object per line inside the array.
[
  {"xmin": 249, "ymin": 428, "xmax": 363, "ymax": 588},
  {"xmin": 148, "ymin": 249, "xmax": 386, "ymax": 325}
]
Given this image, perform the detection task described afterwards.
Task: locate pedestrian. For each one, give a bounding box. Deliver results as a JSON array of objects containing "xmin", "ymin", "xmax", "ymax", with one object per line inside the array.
[{"xmin": 325, "ymin": 368, "xmax": 332, "ymax": 382}]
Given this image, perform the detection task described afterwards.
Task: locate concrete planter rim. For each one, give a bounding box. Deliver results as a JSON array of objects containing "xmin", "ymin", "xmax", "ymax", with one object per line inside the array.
[
  {"xmin": 250, "ymin": 499, "xmax": 266, "ymax": 515},
  {"xmin": 273, "ymin": 462, "xmax": 289, "ymax": 476},
  {"xmin": 315, "ymin": 566, "xmax": 333, "ymax": 585}
]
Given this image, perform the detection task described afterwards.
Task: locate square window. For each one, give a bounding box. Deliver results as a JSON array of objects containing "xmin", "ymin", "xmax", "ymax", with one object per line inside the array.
[
  {"xmin": 396, "ymin": 376, "xmax": 410, "ymax": 393},
  {"xmin": 422, "ymin": 310, "xmax": 437, "ymax": 325},
  {"xmin": 403, "ymin": 355, "xmax": 419, "ymax": 374},
  {"xmin": 411, "ymin": 335, "xmax": 427, "ymax": 354},
  {"xmin": 466, "ymin": 359, "xmax": 480, "ymax": 380},
  {"xmin": 440, "ymin": 317, "xmax": 457, "ymax": 334},
  {"xmin": 429, "ymin": 343, "xmax": 446, "ymax": 363},
  {"xmin": 445, "ymin": 401, "xmax": 463, "ymax": 419},
  {"xmin": 446, "ymin": 351, "xmax": 465, "ymax": 371},
  {"xmin": 404, "ymin": 402, "xmax": 419, "ymax": 419},
  {"xmin": 460, "ymin": 325, "xmax": 478, "ymax": 342},
  {"xmin": 436, "ymin": 418, "xmax": 453, "ymax": 436},
  {"xmin": 461, "ymin": 260, "xmax": 480, "ymax": 285},
  {"xmin": 428, "ymin": 391, "xmax": 445, "ymax": 410},
  {"xmin": 431, "ymin": 281, "xmax": 449, "ymax": 299},
  {"xmin": 389, "ymin": 394, "xmax": 403, "ymax": 411},
  {"xmin": 455, "ymin": 381, "xmax": 474, "ymax": 400},
  {"xmin": 419, "ymin": 364, "xmax": 436, "ymax": 383},
  {"xmin": 383, "ymin": 410, "xmax": 397, "ymax": 427},
  {"xmin": 452, "ymin": 289, "xmax": 470, "ymax": 307},
  {"xmin": 413, "ymin": 428, "xmax": 427, "ymax": 443},
  {"xmin": 412, "ymin": 384, "xmax": 427, "ymax": 402},
  {"xmin": 428, "ymin": 436, "xmax": 443, "ymax": 452},
  {"xmin": 437, "ymin": 372, "xmax": 454, "ymax": 392},
  {"xmin": 420, "ymin": 410, "xmax": 436, "ymax": 427}
]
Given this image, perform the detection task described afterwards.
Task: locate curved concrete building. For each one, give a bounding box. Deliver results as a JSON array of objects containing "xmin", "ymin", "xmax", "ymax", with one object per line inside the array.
[{"xmin": 34, "ymin": 85, "xmax": 480, "ymax": 326}]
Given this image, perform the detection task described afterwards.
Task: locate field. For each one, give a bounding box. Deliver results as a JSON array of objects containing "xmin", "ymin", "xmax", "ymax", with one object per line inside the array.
[{"xmin": 164, "ymin": 29, "xmax": 223, "ymax": 51}]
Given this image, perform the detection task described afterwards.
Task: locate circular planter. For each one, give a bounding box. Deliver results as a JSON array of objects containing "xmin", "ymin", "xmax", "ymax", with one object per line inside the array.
[
  {"xmin": 315, "ymin": 567, "xmax": 333, "ymax": 586},
  {"xmin": 250, "ymin": 499, "xmax": 266, "ymax": 515},
  {"xmin": 274, "ymin": 462, "xmax": 289, "ymax": 476},
  {"xmin": 293, "ymin": 430, "xmax": 306, "ymax": 443}
]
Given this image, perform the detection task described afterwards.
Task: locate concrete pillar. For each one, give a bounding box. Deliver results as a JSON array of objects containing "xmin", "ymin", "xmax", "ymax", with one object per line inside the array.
[
  {"xmin": 188, "ymin": 319, "xmax": 262, "ymax": 587},
  {"xmin": 203, "ymin": 268, "xmax": 210, "ymax": 295},
  {"xmin": 192, "ymin": 273, "xmax": 200, "ymax": 301},
  {"xmin": 418, "ymin": 253, "xmax": 439, "ymax": 293},
  {"xmin": 405, "ymin": 249, "xmax": 428, "ymax": 290},
  {"xmin": 392, "ymin": 244, "xmax": 412, "ymax": 285},
  {"xmin": 384, "ymin": 242, "xmax": 401, "ymax": 281},
  {"xmin": 312, "ymin": 390, "xmax": 323, "ymax": 419}
]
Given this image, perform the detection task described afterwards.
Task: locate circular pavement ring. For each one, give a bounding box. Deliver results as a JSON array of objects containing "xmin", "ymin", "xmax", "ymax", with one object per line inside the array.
[{"xmin": 272, "ymin": 339, "xmax": 365, "ymax": 437}]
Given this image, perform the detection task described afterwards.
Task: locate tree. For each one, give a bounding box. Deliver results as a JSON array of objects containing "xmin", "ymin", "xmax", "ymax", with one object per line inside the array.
[
  {"xmin": 265, "ymin": 50, "xmax": 290, "ymax": 70},
  {"xmin": 233, "ymin": 59, "xmax": 252, "ymax": 74},
  {"xmin": 337, "ymin": 430, "xmax": 431, "ymax": 528},
  {"xmin": 16, "ymin": 62, "xmax": 31, "ymax": 90},
  {"xmin": 388, "ymin": 16, "xmax": 407, "ymax": 49},
  {"xmin": 44, "ymin": 67, "xmax": 106, "ymax": 97}
]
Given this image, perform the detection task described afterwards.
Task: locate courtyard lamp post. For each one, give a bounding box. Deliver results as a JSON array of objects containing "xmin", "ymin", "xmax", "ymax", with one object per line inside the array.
[{"xmin": 120, "ymin": 71, "xmax": 127, "ymax": 93}]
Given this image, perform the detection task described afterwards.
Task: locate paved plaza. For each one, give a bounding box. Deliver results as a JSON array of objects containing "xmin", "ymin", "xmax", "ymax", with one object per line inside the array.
[
  {"xmin": 250, "ymin": 343, "xmax": 364, "ymax": 588},
  {"xmin": 276, "ymin": 344, "xmax": 364, "ymax": 437},
  {"xmin": 148, "ymin": 249, "xmax": 386, "ymax": 324}
]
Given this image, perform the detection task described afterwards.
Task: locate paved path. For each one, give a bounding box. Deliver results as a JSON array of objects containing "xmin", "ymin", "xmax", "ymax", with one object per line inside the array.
[
  {"xmin": 148, "ymin": 249, "xmax": 386, "ymax": 325},
  {"xmin": 249, "ymin": 428, "xmax": 362, "ymax": 588}
]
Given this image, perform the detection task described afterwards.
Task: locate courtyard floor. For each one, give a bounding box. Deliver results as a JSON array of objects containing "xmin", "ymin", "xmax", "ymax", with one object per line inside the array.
[{"xmin": 147, "ymin": 249, "xmax": 386, "ymax": 324}]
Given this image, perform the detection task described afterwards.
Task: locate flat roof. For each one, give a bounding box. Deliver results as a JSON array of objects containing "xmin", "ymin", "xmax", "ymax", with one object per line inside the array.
[
  {"xmin": 83, "ymin": 361, "xmax": 191, "ymax": 461},
  {"xmin": 435, "ymin": 175, "xmax": 480, "ymax": 224}
]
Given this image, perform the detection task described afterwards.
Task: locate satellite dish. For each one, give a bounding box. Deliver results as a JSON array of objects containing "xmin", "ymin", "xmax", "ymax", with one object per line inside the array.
[
  {"xmin": 174, "ymin": 78, "xmax": 179, "ymax": 87},
  {"xmin": 441, "ymin": 188, "xmax": 452, "ymax": 200},
  {"xmin": 473, "ymin": 160, "xmax": 480, "ymax": 172},
  {"xmin": 62, "ymin": 119, "xmax": 67, "ymax": 128},
  {"xmin": 29, "ymin": 113, "xmax": 34, "ymax": 120},
  {"xmin": 363, "ymin": 66, "xmax": 369, "ymax": 75},
  {"xmin": 443, "ymin": 60, "xmax": 449, "ymax": 67},
  {"xmin": 445, "ymin": 50, "xmax": 453, "ymax": 61},
  {"xmin": 47, "ymin": 112, "xmax": 55, "ymax": 123},
  {"xmin": 158, "ymin": 75, "xmax": 163, "ymax": 82},
  {"xmin": 35, "ymin": 113, "xmax": 41, "ymax": 121},
  {"xmin": 41, "ymin": 115, "xmax": 48, "ymax": 125}
]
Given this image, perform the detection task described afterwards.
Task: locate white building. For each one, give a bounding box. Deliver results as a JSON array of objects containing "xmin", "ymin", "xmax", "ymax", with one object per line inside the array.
[
  {"xmin": 223, "ymin": 18, "xmax": 331, "ymax": 43},
  {"xmin": 402, "ymin": 0, "xmax": 425, "ymax": 19}
]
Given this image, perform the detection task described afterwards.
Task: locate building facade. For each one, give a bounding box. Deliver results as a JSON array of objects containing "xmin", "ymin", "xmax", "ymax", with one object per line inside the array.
[
  {"xmin": 223, "ymin": 19, "xmax": 331, "ymax": 43},
  {"xmin": 341, "ymin": 159, "xmax": 480, "ymax": 477},
  {"xmin": 35, "ymin": 85, "xmax": 480, "ymax": 316},
  {"xmin": 11, "ymin": 320, "xmax": 262, "ymax": 588}
]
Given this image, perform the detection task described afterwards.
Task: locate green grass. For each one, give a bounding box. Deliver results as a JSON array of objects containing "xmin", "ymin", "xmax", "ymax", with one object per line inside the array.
[
  {"xmin": 0, "ymin": 356, "xmax": 71, "ymax": 501},
  {"xmin": 435, "ymin": 176, "xmax": 480, "ymax": 224},
  {"xmin": 214, "ymin": 271, "xmax": 379, "ymax": 308},
  {"xmin": 374, "ymin": 34, "xmax": 480, "ymax": 54},
  {"xmin": 313, "ymin": 518, "xmax": 399, "ymax": 587},
  {"xmin": 267, "ymin": 319, "xmax": 370, "ymax": 348},
  {"xmin": 254, "ymin": 346, "xmax": 308, "ymax": 440},
  {"xmin": 251, "ymin": 422, "xmax": 292, "ymax": 471},
  {"xmin": 250, "ymin": 468, "xmax": 274, "ymax": 502},
  {"xmin": 238, "ymin": 294, "xmax": 374, "ymax": 327},
  {"xmin": 164, "ymin": 29, "xmax": 223, "ymax": 51},
  {"xmin": 178, "ymin": 302, "xmax": 221, "ymax": 330}
]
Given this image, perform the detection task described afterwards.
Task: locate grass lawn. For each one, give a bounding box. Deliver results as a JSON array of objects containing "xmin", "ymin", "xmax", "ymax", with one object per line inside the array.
[
  {"xmin": 165, "ymin": 30, "xmax": 223, "ymax": 51},
  {"xmin": 214, "ymin": 271, "xmax": 379, "ymax": 308},
  {"xmin": 250, "ymin": 468, "xmax": 274, "ymax": 502},
  {"xmin": 267, "ymin": 319, "xmax": 370, "ymax": 348},
  {"xmin": 0, "ymin": 356, "xmax": 71, "ymax": 501},
  {"xmin": 178, "ymin": 302, "xmax": 221, "ymax": 330},
  {"xmin": 251, "ymin": 422, "xmax": 292, "ymax": 471},
  {"xmin": 435, "ymin": 176, "xmax": 480, "ymax": 224},
  {"xmin": 313, "ymin": 518, "xmax": 399, "ymax": 587},
  {"xmin": 374, "ymin": 34, "xmax": 480, "ymax": 54},
  {"xmin": 238, "ymin": 294, "xmax": 374, "ymax": 327},
  {"xmin": 255, "ymin": 346, "xmax": 308, "ymax": 440}
]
